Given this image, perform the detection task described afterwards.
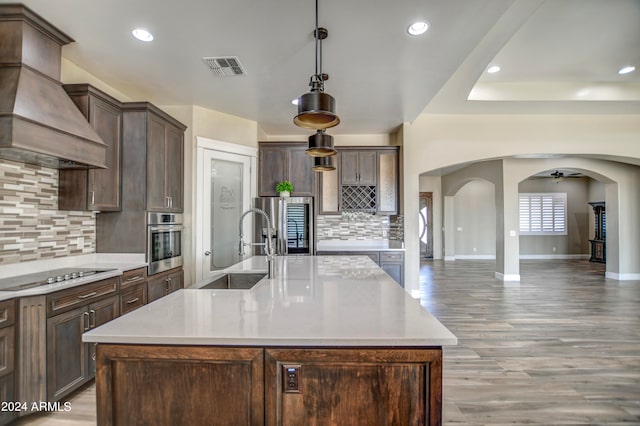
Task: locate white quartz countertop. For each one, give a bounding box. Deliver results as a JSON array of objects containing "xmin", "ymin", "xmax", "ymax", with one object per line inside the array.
[
  {"xmin": 84, "ymin": 256, "xmax": 457, "ymax": 347},
  {"xmin": 316, "ymin": 240, "xmax": 405, "ymax": 251},
  {"xmin": 0, "ymin": 253, "xmax": 147, "ymax": 301}
]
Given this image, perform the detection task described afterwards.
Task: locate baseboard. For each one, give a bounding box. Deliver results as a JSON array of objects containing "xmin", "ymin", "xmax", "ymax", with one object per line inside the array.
[
  {"xmin": 519, "ymin": 254, "xmax": 590, "ymax": 260},
  {"xmin": 444, "ymin": 256, "xmax": 456, "ymax": 261},
  {"xmin": 454, "ymin": 255, "xmax": 496, "ymax": 260},
  {"xmin": 495, "ymin": 272, "xmax": 521, "ymax": 281},
  {"xmin": 605, "ymin": 272, "xmax": 640, "ymax": 280}
]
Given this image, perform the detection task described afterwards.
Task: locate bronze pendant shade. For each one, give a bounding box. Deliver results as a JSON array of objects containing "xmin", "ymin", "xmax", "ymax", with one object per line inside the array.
[
  {"xmin": 312, "ymin": 155, "xmax": 336, "ymax": 171},
  {"xmin": 294, "ymin": 90, "xmax": 339, "ymax": 130},
  {"xmin": 306, "ymin": 130, "xmax": 337, "ymax": 157}
]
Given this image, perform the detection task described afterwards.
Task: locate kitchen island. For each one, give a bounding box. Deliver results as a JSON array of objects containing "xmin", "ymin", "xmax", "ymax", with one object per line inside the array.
[{"xmin": 84, "ymin": 255, "xmax": 456, "ymax": 425}]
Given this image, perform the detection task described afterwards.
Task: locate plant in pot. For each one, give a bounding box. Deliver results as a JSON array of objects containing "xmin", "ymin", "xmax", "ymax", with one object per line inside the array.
[{"xmin": 276, "ymin": 181, "xmax": 294, "ymax": 197}]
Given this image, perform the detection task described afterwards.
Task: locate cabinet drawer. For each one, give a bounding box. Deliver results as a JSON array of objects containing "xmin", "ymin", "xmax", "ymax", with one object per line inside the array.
[
  {"xmin": 380, "ymin": 252, "xmax": 404, "ymax": 262},
  {"xmin": 120, "ymin": 267, "xmax": 147, "ymax": 290},
  {"xmin": 0, "ymin": 299, "xmax": 15, "ymax": 329},
  {"xmin": 47, "ymin": 277, "xmax": 119, "ymax": 317},
  {"xmin": 120, "ymin": 283, "xmax": 147, "ymax": 315}
]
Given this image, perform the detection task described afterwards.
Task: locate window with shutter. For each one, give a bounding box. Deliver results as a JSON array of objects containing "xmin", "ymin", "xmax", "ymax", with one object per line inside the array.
[{"xmin": 519, "ymin": 193, "xmax": 567, "ymax": 235}]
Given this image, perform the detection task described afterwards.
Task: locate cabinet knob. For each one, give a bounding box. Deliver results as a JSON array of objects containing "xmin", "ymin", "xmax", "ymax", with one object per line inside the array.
[{"xmin": 204, "ymin": 251, "xmax": 211, "ymax": 256}]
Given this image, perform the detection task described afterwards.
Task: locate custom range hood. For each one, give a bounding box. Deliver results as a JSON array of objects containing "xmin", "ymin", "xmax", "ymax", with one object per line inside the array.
[{"xmin": 0, "ymin": 4, "xmax": 106, "ymax": 169}]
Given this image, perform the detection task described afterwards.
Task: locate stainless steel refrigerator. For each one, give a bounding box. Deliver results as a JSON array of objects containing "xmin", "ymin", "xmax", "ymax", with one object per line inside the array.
[{"xmin": 253, "ymin": 197, "xmax": 313, "ymax": 255}]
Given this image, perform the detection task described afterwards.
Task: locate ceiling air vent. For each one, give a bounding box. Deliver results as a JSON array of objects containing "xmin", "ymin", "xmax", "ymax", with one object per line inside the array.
[{"xmin": 202, "ymin": 56, "xmax": 246, "ymax": 77}]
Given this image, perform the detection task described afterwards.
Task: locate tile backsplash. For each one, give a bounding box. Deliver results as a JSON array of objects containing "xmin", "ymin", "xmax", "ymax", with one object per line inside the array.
[
  {"xmin": 0, "ymin": 159, "xmax": 95, "ymax": 265},
  {"xmin": 316, "ymin": 213, "xmax": 404, "ymax": 241}
]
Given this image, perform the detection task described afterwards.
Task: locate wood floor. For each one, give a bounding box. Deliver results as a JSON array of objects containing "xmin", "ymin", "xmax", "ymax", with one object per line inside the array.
[
  {"xmin": 422, "ymin": 259, "xmax": 640, "ymax": 425},
  {"xmin": 13, "ymin": 259, "xmax": 640, "ymax": 425}
]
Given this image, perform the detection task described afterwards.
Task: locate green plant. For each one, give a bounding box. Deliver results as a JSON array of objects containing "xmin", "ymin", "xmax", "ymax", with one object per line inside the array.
[{"xmin": 276, "ymin": 180, "xmax": 294, "ymax": 193}]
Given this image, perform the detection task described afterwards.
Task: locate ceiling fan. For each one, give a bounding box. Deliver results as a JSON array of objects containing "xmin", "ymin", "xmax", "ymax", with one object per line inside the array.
[{"xmin": 549, "ymin": 170, "xmax": 582, "ymax": 183}]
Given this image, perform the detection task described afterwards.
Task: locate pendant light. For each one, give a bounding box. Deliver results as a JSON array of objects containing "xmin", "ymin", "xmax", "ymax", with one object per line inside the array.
[
  {"xmin": 294, "ymin": 0, "xmax": 340, "ymax": 131},
  {"xmin": 312, "ymin": 155, "xmax": 336, "ymax": 171},
  {"xmin": 306, "ymin": 130, "xmax": 336, "ymax": 157}
]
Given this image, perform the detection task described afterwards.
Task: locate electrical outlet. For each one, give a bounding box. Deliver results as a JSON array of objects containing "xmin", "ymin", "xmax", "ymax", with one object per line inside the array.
[{"xmin": 283, "ymin": 365, "xmax": 301, "ymax": 393}]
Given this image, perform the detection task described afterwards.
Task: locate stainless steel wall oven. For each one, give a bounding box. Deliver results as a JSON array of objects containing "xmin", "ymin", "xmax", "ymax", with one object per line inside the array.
[{"xmin": 147, "ymin": 212, "xmax": 183, "ymax": 275}]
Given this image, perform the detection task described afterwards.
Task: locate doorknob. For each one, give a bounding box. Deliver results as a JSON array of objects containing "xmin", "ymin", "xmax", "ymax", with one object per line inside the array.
[{"xmin": 204, "ymin": 251, "xmax": 211, "ymax": 256}]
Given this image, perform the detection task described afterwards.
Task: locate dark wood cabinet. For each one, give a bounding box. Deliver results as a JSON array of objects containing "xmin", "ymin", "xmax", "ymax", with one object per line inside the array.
[
  {"xmin": 265, "ymin": 348, "xmax": 442, "ymax": 425},
  {"xmin": 59, "ymin": 84, "xmax": 123, "ymax": 211},
  {"xmin": 120, "ymin": 267, "xmax": 148, "ymax": 315},
  {"xmin": 147, "ymin": 267, "xmax": 184, "ymax": 303},
  {"xmin": 96, "ymin": 345, "xmax": 264, "ymax": 426},
  {"xmin": 95, "ymin": 345, "xmax": 443, "ymax": 426},
  {"xmin": 258, "ymin": 142, "xmax": 314, "ymax": 196},
  {"xmin": 145, "ymin": 110, "xmax": 185, "ymax": 212},
  {"xmin": 0, "ymin": 299, "xmax": 15, "ymax": 426},
  {"xmin": 377, "ymin": 149, "xmax": 399, "ymax": 215},
  {"xmin": 317, "ymin": 147, "xmax": 399, "ymax": 214},
  {"xmin": 340, "ymin": 150, "xmax": 376, "ymax": 185},
  {"xmin": 46, "ymin": 294, "xmax": 119, "ymax": 401},
  {"xmin": 97, "ymin": 103, "xmax": 186, "ymax": 253},
  {"xmin": 316, "ymin": 155, "xmax": 340, "ymax": 215}
]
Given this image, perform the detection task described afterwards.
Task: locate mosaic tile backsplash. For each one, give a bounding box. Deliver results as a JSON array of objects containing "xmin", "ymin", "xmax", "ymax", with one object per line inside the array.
[
  {"xmin": 0, "ymin": 159, "xmax": 95, "ymax": 265},
  {"xmin": 316, "ymin": 213, "xmax": 404, "ymax": 241}
]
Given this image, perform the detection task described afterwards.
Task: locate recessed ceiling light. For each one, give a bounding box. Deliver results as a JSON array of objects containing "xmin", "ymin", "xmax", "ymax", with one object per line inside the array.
[
  {"xmin": 407, "ymin": 21, "xmax": 429, "ymax": 36},
  {"xmin": 487, "ymin": 65, "xmax": 501, "ymax": 74},
  {"xmin": 618, "ymin": 65, "xmax": 635, "ymax": 75},
  {"xmin": 132, "ymin": 28, "xmax": 153, "ymax": 42}
]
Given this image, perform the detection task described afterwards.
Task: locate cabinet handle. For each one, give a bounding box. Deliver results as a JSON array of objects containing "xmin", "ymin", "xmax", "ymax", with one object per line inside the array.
[
  {"xmin": 89, "ymin": 309, "xmax": 96, "ymax": 328},
  {"xmin": 83, "ymin": 311, "xmax": 90, "ymax": 331},
  {"xmin": 0, "ymin": 309, "xmax": 7, "ymax": 323},
  {"xmin": 125, "ymin": 275, "xmax": 142, "ymax": 282},
  {"xmin": 169, "ymin": 196, "xmax": 173, "ymax": 208},
  {"xmin": 77, "ymin": 291, "xmax": 97, "ymax": 300},
  {"xmin": 90, "ymin": 191, "xmax": 95, "ymax": 205},
  {"xmin": 125, "ymin": 298, "xmax": 140, "ymax": 305}
]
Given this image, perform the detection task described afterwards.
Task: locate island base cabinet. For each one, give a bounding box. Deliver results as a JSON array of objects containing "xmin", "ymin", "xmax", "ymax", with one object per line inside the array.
[
  {"xmin": 265, "ymin": 348, "xmax": 442, "ymax": 426},
  {"xmin": 94, "ymin": 345, "xmax": 443, "ymax": 426},
  {"xmin": 95, "ymin": 345, "xmax": 264, "ymax": 426}
]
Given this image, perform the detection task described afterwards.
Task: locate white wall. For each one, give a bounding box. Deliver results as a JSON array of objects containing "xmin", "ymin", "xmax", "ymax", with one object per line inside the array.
[
  {"xmin": 404, "ymin": 114, "xmax": 640, "ymax": 294},
  {"xmin": 452, "ymin": 180, "xmax": 496, "ymax": 257}
]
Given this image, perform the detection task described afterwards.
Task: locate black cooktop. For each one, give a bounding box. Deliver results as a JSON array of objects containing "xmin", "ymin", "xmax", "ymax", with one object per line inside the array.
[{"xmin": 0, "ymin": 268, "xmax": 116, "ymax": 291}]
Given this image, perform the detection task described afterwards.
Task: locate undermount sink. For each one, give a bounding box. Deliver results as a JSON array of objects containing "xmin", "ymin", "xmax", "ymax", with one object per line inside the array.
[{"xmin": 201, "ymin": 273, "xmax": 266, "ymax": 290}]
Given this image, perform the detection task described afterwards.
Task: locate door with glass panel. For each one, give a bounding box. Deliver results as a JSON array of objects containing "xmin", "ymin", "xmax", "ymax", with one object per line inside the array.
[
  {"xmin": 201, "ymin": 150, "xmax": 251, "ymax": 278},
  {"xmin": 419, "ymin": 192, "xmax": 433, "ymax": 258}
]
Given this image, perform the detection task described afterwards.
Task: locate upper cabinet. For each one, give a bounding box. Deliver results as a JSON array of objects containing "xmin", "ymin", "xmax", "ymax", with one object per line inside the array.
[
  {"xmin": 258, "ymin": 142, "xmax": 314, "ymax": 196},
  {"xmin": 59, "ymin": 84, "xmax": 122, "ymax": 211},
  {"xmin": 340, "ymin": 150, "xmax": 376, "ymax": 185},
  {"xmin": 318, "ymin": 146, "xmax": 399, "ymax": 215},
  {"xmin": 145, "ymin": 113, "xmax": 185, "ymax": 212},
  {"xmin": 122, "ymin": 103, "xmax": 186, "ymax": 213}
]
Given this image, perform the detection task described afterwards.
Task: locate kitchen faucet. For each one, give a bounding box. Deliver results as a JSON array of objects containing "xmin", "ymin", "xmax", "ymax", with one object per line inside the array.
[{"xmin": 238, "ymin": 208, "xmax": 275, "ymax": 278}]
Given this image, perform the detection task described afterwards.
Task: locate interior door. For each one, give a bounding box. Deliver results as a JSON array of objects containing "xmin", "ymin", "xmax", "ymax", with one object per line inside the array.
[
  {"xmin": 201, "ymin": 150, "xmax": 251, "ymax": 278},
  {"xmin": 419, "ymin": 192, "xmax": 433, "ymax": 258}
]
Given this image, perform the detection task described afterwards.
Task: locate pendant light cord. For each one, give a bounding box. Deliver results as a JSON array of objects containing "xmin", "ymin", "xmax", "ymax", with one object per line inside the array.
[{"xmin": 315, "ymin": 0, "xmax": 320, "ymax": 79}]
